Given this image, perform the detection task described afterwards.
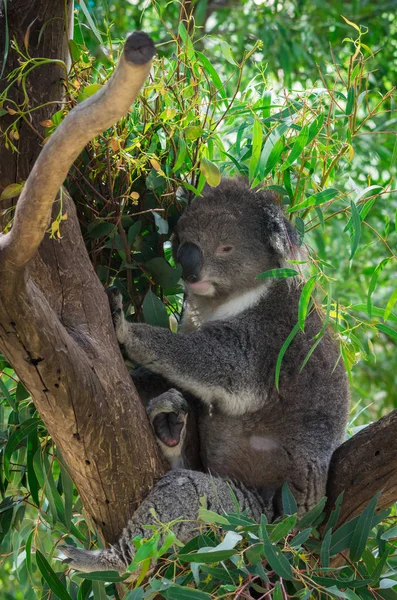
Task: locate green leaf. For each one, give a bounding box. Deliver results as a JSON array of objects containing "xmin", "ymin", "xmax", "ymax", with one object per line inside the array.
[
  {"xmin": 290, "ymin": 527, "xmax": 312, "ymax": 549},
  {"xmin": 298, "ymin": 276, "xmax": 317, "ymax": 330},
  {"xmin": 92, "ymin": 581, "xmax": 107, "ymax": 600},
  {"xmin": 275, "ymin": 322, "xmax": 301, "ymax": 390},
  {"xmin": 16, "ymin": 381, "xmax": 30, "ymax": 401},
  {"xmin": 307, "ymin": 113, "xmax": 325, "ymax": 143},
  {"xmin": 219, "ymin": 41, "xmax": 236, "ymax": 65},
  {"xmin": 0, "ymin": 182, "xmax": 24, "ymax": 201},
  {"xmin": 145, "ymin": 258, "xmax": 182, "ymax": 290},
  {"xmin": 343, "ymin": 186, "xmax": 382, "ymax": 232},
  {"xmin": 256, "ymin": 268, "xmax": 298, "ymax": 279},
  {"xmin": 196, "ymin": 51, "xmax": 226, "ymax": 100},
  {"xmin": 324, "ymin": 492, "xmax": 344, "ymax": 533},
  {"xmin": 330, "ymin": 517, "xmax": 359, "ymax": 555},
  {"xmin": 172, "ymin": 137, "xmax": 187, "ymax": 172},
  {"xmin": 74, "ymin": 571, "xmax": 128, "ymax": 582},
  {"xmin": 36, "ymin": 550, "xmax": 73, "ymax": 600},
  {"xmin": 152, "ymin": 211, "xmax": 169, "ymax": 234},
  {"xmin": 280, "ymin": 125, "xmax": 309, "ymax": 171},
  {"xmin": 200, "ymin": 157, "xmax": 221, "ymax": 187},
  {"xmin": 60, "ymin": 462, "xmax": 74, "ymax": 529},
  {"xmin": 127, "ymin": 535, "xmax": 159, "ymax": 571},
  {"xmin": 282, "ymin": 482, "xmax": 298, "ymax": 516},
  {"xmin": 4, "ymin": 418, "xmax": 39, "ymax": 480},
  {"xmin": 88, "ymin": 221, "xmax": 115, "ymax": 239},
  {"xmin": 320, "ymin": 528, "xmax": 332, "ymax": 568},
  {"xmin": 380, "ymin": 525, "xmax": 397, "ymax": 540},
  {"xmin": 289, "ymin": 188, "xmax": 339, "ymax": 213},
  {"xmin": 298, "ymin": 496, "xmax": 326, "ymax": 528},
  {"xmin": 77, "ymin": 83, "xmax": 103, "ymax": 103},
  {"xmin": 249, "ymin": 119, "xmax": 263, "ymax": 181},
  {"xmin": 376, "ymin": 323, "xmax": 397, "ymax": 342},
  {"xmin": 367, "ymin": 258, "xmax": 391, "ymax": 318},
  {"xmin": 184, "ymin": 126, "xmax": 203, "ymax": 140},
  {"xmin": 273, "ymin": 582, "xmax": 283, "ymax": 600},
  {"xmin": 324, "ymin": 586, "xmax": 361, "ymax": 600},
  {"xmin": 142, "ymin": 290, "xmax": 169, "ymax": 328},
  {"xmin": 346, "ymin": 87, "xmax": 355, "ymax": 115},
  {"xmin": 177, "ymin": 549, "xmax": 237, "ymax": 563},
  {"xmin": 166, "ymin": 585, "xmax": 211, "ymax": 599},
  {"xmin": 384, "ymin": 289, "xmax": 397, "ymax": 322},
  {"xmin": 198, "ymin": 508, "xmax": 230, "ymax": 526},
  {"xmin": 262, "ymin": 137, "xmax": 285, "ymax": 179},
  {"xmin": 178, "ymin": 22, "xmax": 195, "ymax": 59},
  {"xmin": 262, "ymin": 526, "xmax": 293, "ymax": 581},
  {"xmin": 78, "ymin": 0, "xmax": 103, "ymax": 44},
  {"xmin": 257, "ymin": 123, "xmax": 289, "ymax": 181},
  {"xmin": 349, "ymin": 199, "xmax": 362, "ymax": 260},
  {"xmin": 0, "ymin": 379, "xmax": 16, "ymax": 411},
  {"xmin": 69, "ymin": 39, "xmax": 81, "ymax": 63},
  {"xmin": 127, "ymin": 221, "xmax": 141, "ymax": 247},
  {"xmin": 270, "ymin": 514, "xmax": 297, "ymax": 543}
]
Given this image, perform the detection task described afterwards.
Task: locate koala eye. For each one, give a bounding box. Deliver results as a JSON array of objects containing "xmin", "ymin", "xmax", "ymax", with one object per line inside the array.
[{"xmin": 215, "ymin": 244, "xmax": 234, "ymax": 256}]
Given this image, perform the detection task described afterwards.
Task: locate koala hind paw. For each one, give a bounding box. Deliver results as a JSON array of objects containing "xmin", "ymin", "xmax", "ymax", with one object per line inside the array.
[{"xmin": 147, "ymin": 389, "xmax": 188, "ymax": 449}]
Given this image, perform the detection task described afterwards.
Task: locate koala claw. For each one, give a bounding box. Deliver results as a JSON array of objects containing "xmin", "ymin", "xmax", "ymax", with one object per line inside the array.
[{"xmin": 106, "ymin": 286, "xmax": 123, "ymax": 318}]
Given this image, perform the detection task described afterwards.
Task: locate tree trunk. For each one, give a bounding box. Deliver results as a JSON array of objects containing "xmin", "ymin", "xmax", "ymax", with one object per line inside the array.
[
  {"xmin": 0, "ymin": 0, "xmax": 165, "ymax": 545},
  {"xmin": 0, "ymin": 0, "xmax": 396, "ymax": 554}
]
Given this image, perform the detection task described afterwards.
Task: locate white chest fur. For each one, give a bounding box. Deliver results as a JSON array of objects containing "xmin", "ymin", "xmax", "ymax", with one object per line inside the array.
[{"xmin": 207, "ymin": 284, "xmax": 270, "ymax": 322}]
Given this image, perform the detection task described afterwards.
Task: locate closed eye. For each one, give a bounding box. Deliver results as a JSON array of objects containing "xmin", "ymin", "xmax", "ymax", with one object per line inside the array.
[{"xmin": 215, "ymin": 245, "xmax": 234, "ymax": 256}]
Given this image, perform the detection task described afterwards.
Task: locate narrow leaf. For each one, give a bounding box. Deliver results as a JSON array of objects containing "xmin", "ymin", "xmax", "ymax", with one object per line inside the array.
[
  {"xmin": 280, "ymin": 125, "xmax": 309, "ymax": 171},
  {"xmin": 249, "ymin": 119, "xmax": 263, "ymax": 181},
  {"xmin": 320, "ymin": 528, "xmax": 332, "ymax": 568},
  {"xmin": 298, "ymin": 276, "xmax": 317, "ymax": 330},
  {"xmin": 288, "ymin": 188, "xmax": 339, "ymax": 213},
  {"xmin": 36, "ymin": 550, "xmax": 73, "ymax": 600},
  {"xmin": 4, "ymin": 418, "xmax": 39, "ymax": 480},
  {"xmin": 282, "ymin": 482, "xmax": 298, "ymax": 516},
  {"xmin": 349, "ymin": 199, "xmax": 361, "ymax": 260},
  {"xmin": 256, "ymin": 268, "xmax": 298, "ymax": 279},
  {"xmin": 262, "ymin": 528, "xmax": 293, "ymax": 581},
  {"xmin": 275, "ymin": 322, "xmax": 301, "ymax": 390}
]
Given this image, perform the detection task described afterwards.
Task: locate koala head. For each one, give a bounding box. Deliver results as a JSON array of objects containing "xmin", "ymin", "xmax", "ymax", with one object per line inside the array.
[{"xmin": 172, "ymin": 179, "xmax": 298, "ymax": 299}]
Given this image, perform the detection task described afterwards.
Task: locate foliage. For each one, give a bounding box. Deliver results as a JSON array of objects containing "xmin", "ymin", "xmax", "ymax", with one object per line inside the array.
[
  {"xmin": 1, "ymin": 0, "xmax": 397, "ymax": 598},
  {"xmin": 0, "ymin": 371, "xmax": 397, "ymax": 599}
]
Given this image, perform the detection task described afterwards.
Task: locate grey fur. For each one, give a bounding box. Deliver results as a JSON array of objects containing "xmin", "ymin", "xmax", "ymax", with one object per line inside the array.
[{"xmin": 62, "ymin": 179, "xmax": 349, "ymax": 573}]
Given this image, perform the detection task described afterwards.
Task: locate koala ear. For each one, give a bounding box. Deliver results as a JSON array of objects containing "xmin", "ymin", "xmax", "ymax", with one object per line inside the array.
[{"xmin": 267, "ymin": 212, "xmax": 298, "ymax": 258}]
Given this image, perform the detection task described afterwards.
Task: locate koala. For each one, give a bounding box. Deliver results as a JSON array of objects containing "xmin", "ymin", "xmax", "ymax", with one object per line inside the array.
[{"xmin": 62, "ymin": 179, "xmax": 349, "ymax": 573}]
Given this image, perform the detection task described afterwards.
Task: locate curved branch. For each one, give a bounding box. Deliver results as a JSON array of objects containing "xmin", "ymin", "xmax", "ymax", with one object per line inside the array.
[
  {"xmin": 0, "ymin": 32, "xmax": 155, "ymax": 269},
  {"xmin": 326, "ymin": 408, "xmax": 397, "ymax": 525}
]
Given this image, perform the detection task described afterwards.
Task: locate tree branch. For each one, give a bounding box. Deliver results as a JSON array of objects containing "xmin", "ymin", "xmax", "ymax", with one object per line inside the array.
[
  {"xmin": 326, "ymin": 408, "xmax": 397, "ymax": 525},
  {"xmin": 0, "ymin": 32, "xmax": 155, "ymax": 270}
]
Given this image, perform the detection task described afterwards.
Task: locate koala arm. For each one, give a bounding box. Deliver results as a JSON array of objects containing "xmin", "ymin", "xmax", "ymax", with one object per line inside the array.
[{"xmin": 116, "ymin": 318, "xmax": 249, "ymax": 404}]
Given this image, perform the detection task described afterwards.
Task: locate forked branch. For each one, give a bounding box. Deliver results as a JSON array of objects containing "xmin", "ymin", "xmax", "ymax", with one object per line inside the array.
[{"xmin": 0, "ymin": 32, "xmax": 155, "ymax": 270}]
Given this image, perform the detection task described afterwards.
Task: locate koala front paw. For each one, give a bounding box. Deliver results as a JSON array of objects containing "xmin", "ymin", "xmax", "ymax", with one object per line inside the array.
[
  {"xmin": 148, "ymin": 389, "xmax": 188, "ymax": 453},
  {"xmin": 106, "ymin": 286, "xmax": 129, "ymax": 345},
  {"xmin": 106, "ymin": 286, "xmax": 123, "ymax": 322}
]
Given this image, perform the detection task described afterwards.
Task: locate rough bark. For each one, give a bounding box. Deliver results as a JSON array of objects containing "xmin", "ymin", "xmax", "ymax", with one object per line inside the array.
[
  {"xmin": 0, "ymin": 0, "xmax": 396, "ymax": 555},
  {"xmin": 0, "ymin": 0, "xmax": 72, "ymax": 200},
  {"xmin": 0, "ymin": 1, "xmax": 165, "ymax": 545},
  {"xmin": 326, "ymin": 408, "xmax": 397, "ymax": 525}
]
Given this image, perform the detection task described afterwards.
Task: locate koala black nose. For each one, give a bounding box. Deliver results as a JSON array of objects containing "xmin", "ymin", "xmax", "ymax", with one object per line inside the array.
[{"xmin": 177, "ymin": 242, "xmax": 201, "ymax": 283}]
